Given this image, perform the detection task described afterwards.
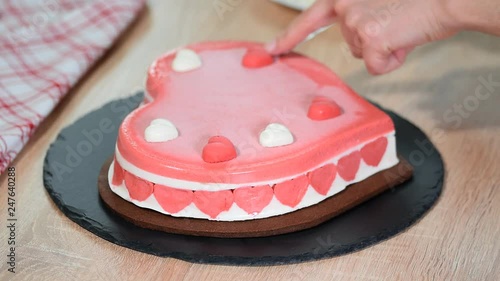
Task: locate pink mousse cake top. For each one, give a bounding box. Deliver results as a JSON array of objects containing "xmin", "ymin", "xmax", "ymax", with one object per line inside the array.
[{"xmin": 117, "ymin": 41, "xmax": 394, "ymax": 184}]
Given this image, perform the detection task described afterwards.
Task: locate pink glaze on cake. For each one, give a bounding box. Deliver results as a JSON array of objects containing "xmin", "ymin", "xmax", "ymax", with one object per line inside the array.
[{"xmin": 118, "ymin": 41, "xmax": 394, "ymax": 184}]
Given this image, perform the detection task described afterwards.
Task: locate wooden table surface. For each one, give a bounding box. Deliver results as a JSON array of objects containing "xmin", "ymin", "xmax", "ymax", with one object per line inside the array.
[{"xmin": 1, "ymin": 1, "xmax": 499, "ymax": 280}]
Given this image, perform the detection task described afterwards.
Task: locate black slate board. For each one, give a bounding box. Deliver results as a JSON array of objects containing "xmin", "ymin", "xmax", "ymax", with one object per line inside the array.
[{"xmin": 43, "ymin": 92, "xmax": 444, "ymax": 266}]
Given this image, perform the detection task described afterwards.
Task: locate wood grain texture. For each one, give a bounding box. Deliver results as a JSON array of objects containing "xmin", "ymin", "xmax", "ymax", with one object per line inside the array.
[{"xmin": 1, "ymin": 0, "xmax": 499, "ymax": 280}]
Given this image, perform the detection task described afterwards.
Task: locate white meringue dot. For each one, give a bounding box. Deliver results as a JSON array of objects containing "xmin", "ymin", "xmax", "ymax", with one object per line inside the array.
[
  {"xmin": 150, "ymin": 118, "xmax": 175, "ymax": 127},
  {"xmin": 144, "ymin": 120, "xmax": 179, "ymax": 143},
  {"xmin": 259, "ymin": 123, "xmax": 294, "ymax": 147},
  {"xmin": 171, "ymin": 48, "xmax": 202, "ymax": 72}
]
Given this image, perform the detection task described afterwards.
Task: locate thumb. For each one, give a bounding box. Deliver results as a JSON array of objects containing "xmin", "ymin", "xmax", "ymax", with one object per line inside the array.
[{"xmin": 267, "ymin": 0, "xmax": 337, "ymax": 55}]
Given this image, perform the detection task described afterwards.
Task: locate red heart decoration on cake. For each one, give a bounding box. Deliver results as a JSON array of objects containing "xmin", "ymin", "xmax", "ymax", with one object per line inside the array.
[
  {"xmin": 273, "ymin": 175, "xmax": 309, "ymax": 207},
  {"xmin": 242, "ymin": 48, "xmax": 274, "ymax": 68},
  {"xmin": 194, "ymin": 190, "xmax": 234, "ymax": 218},
  {"xmin": 234, "ymin": 185, "xmax": 273, "ymax": 215},
  {"xmin": 202, "ymin": 136, "xmax": 237, "ymax": 163},
  {"xmin": 308, "ymin": 164, "xmax": 337, "ymax": 195},
  {"xmin": 124, "ymin": 172, "xmax": 154, "ymax": 201},
  {"xmin": 307, "ymin": 96, "xmax": 342, "ymax": 121},
  {"xmin": 154, "ymin": 185, "xmax": 193, "ymax": 214},
  {"xmin": 361, "ymin": 137, "xmax": 388, "ymax": 166},
  {"xmin": 112, "ymin": 159, "xmax": 124, "ymax": 186},
  {"xmin": 337, "ymin": 151, "xmax": 361, "ymax": 181}
]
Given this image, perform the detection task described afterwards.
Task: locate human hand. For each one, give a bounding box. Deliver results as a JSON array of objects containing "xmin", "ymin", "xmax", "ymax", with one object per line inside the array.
[{"xmin": 266, "ymin": 0, "xmax": 459, "ymax": 75}]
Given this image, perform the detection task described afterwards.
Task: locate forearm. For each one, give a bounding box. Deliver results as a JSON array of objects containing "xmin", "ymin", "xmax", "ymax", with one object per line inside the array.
[{"xmin": 444, "ymin": 0, "xmax": 500, "ymax": 35}]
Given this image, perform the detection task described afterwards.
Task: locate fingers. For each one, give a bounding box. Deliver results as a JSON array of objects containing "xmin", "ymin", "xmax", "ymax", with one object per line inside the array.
[
  {"xmin": 363, "ymin": 44, "xmax": 415, "ymax": 74},
  {"xmin": 342, "ymin": 5, "xmax": 417, "ymax": 74},
  {"xmin": 341, "ymin": 18, "xmax": 400, "ymax": 74},
  {"xmin": 267, "ymin": 0, "xmax": 337, "ymax": 55},
  {"xmin": 349, "ymin": 0, "xmax": 452, "ymax": 75},
  {"xmin": 340, "ymin": 22, "xmax": 362, "ymax": 58}
]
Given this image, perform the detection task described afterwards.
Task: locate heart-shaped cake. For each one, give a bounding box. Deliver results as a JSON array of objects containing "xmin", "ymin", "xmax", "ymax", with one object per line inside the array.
[{"xmin": 109, "ymin": 41, "xmax": 398, "ymax": 221}]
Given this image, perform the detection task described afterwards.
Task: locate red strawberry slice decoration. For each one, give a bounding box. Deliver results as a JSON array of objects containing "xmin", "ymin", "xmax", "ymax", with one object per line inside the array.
[
  {"xmin": 154, "ymin": 185, "xmax": 193, "ymax": 214},
  {"xmin": 112, "ymin": 159, "xmax": 124, "ymax": 186},
  {"xmin": 234, "ymin": 185, "xmax": 273, "ymax": 215},
  {"xmin": 202, "ymin": 136, "xmax": 237, "ymax": 163},
  {"xmin": 307, "ymin": 96, "xmax": 342, "ymax": 121},
  {"xmin": 194, "ymin": 190, "xmax": 234, "ymax": 219},
  {"xmin": 337, "ymin": 151, "xmax": 361, "ymax": 181},
  {"xmin": 273, "ymin": 175, "xmax": 309, "ymax": 207},
  {"xmin": 242, "ymin": 48, "xmax": 274, "ymax": 68},
  {"xmin": 308, "ymin": 164, "xmax": 337, "ymax": 195},
  {"xmin": 361, "ymin": 137, "xmax": 388, "ymax": 166},
  {"xmin": 124, "ymin": 172, "xmax": 154, "ymax": 201}
]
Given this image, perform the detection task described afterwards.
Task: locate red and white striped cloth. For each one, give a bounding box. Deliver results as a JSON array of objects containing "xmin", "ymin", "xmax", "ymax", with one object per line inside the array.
[{"xmin": 0, "ymin": 0, "xmax": 146, "ymax": 174}]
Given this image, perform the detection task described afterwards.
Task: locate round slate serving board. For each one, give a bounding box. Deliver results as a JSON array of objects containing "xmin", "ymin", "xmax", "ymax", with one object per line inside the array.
[{"xmin": 43, "ymin": 92, "xmax": 444, "ymax": 266}]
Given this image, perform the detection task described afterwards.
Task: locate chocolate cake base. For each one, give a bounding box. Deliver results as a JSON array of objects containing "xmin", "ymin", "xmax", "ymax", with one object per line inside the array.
[{"xmin": 99, "ymin": 157, "xmax": 413, "ymax": 238}]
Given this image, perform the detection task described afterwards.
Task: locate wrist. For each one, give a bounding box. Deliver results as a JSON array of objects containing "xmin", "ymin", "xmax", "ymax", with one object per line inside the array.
[
  {"xmin": 435, "ymin": 0, "xmax": 468, "ymax": 32},
  {"xmin": 439, "ymin": 0, "xmax": 500, "ymax": 34}
]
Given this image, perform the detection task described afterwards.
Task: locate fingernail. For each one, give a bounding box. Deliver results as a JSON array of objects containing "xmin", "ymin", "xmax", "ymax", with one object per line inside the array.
[{"xmin": 265, "ymin": 40, "xmax": 276, "ymax": 53}]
